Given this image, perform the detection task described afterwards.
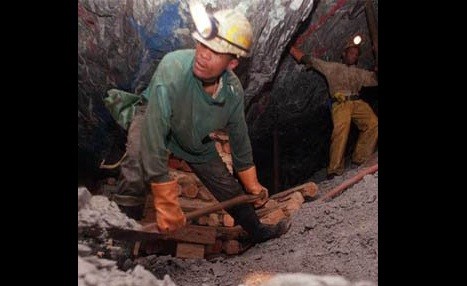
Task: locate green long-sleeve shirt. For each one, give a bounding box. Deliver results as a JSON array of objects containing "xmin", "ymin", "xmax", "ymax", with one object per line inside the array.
[
  {"xmin": 301, "ymin": 55, "xmax": 377, "ymax": 97},
  {"xmin": 140, "ymin": 49, "xmax": 253, "ymax": 183}
]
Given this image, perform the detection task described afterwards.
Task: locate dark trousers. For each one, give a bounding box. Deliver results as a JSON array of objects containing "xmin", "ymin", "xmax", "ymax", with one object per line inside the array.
[
  {"xmin": 188, "ymin": 156, "xmax": 261, "ymax": 236},
  {"xmin": 115, "ymin": 106, "xmax": 148, "ymax": 198},
  {"xmin": 115, "ymin": 107, "xmax": 261, "ymax": 236}
]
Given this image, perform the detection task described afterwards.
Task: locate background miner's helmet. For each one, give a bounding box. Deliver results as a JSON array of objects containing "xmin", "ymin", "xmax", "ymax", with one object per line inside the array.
[
  {"xmin": 192, "ymin": 9, "xmax": 253, "ymax": 58},
  {"xmin": 343, "ymin": 34, "xmax": 362, "ymax": 54}
]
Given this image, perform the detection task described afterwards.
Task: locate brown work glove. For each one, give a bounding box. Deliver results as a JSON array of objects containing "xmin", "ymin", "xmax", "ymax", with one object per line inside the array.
[
  {"xmin": 151, "ymin": 180, "xmax": 186, "ymax": 233},
  {"xmin": 237, "ymin": 166, "xmax": 269, "ymax": 208}
]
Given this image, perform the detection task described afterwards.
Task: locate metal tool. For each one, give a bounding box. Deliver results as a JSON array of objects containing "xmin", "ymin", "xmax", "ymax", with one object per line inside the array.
[{"xmin": 107, "ymin": 193, "xmax": 263, "ymax": 241}]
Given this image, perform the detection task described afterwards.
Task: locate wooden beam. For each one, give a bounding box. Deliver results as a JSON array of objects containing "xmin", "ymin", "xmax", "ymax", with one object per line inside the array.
[
  {"xmin": 271, "ymin": 181, "xmax": 318, "ymax": 200},
  {"xmin": 176, "ymin": 243, "xmax": 205, "ymax": 259},
  {"xmin": 222, "ymin": 240, "xmax": 241, "ymax": 255},
  {"xmin": 256, "ymin": 191, "xmax": 305, "ymax": 217},
  {"xmin": 216, "ymin": 225, "xmax": 249, "ymax": 240},
  {"xmin": 106, "ymin": 224, "xmax": 216, "ymax": 245},
  {"xmin": 365, "ymin": 0, "xmax": 378, "ymax": 65},
  {"xmin": 260, "ymin": 208, "xmax": 286, "ymax": 225},
  {"xmin": 319, "ymin": 164, "xmax": 378, "ymax": 202}
]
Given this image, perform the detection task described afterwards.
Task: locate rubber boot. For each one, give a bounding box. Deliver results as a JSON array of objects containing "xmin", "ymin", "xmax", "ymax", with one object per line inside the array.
[
  {"xmin": 230, "ymin": 203, "xmax": 292, "ymax": 244},
  {"xmin": 151, "ymin": 180, "xmax": 186, "ymax": 233},
  {"xmin": 252, "ymin": 217, "xmax": 292, "ymax": 244}
]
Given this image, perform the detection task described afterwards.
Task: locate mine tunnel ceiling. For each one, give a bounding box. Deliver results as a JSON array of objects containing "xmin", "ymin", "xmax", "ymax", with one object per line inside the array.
[{"xmin": 78, "ymin": 0, "xmax": 378, "ymax": 190}]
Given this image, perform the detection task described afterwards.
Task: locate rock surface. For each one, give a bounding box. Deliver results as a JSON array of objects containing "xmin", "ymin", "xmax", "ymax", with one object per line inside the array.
[{"xmin": 78, "ymin": 160, "xmax": 378, "ymax": 285}]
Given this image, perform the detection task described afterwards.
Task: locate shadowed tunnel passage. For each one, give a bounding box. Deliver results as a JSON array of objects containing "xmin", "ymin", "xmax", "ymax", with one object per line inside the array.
[{"xmin": 78, "ymin": 0, "xmax": 378, "ymax": 193}]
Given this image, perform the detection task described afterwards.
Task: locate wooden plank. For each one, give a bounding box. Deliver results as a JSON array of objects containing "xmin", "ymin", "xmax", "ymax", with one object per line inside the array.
[
  {"xmin": 222, "ymin": 240, "xmax": 241, "ymax": 255},
  {"xmin": 139, "ymin": 240, "xmax": 175, "ymax": 256},
  {"xmin": 205, "ymin": 239, "xmax": 223, "ymax": 255},
  {"xmin": 222, "ymin": 214, "xmax": 235, "ymax": 227},
  {"xmin": 207, "ymin": 213, "xmax": 221, "ymax": 227},
  {"xmin": 260, "ymin": 208, "xmax": 286, "ymax": 225},
  {"xmin": 183, "ymin": 194, "xmax": 261, "ymax": 220},
  {"xmin": 176, "ymin": 174, "xmax": 197, "ymax": 186},
  {"xmin": 170, "ymin": 169, "xmax": 200, "ymax": 184},
  {"xmin": 283, "ymin": 200, "xmax": 303, "ymax": 216},
  {"xmin": 278, "ymin": 191, "xmax": 304, "ymax": 204},
  {"xmin": 216, "ymin": 225, "xmax": 249, "ymax": 240},
  {"xmin": 197, "ymin": 215, "xmax": 209, "ymax": 225},
  {"xmin": 263, "ymin": 199, "xmax": 279, "ymax": 209},
  {"xmin": 132, "ymin": 241, "xmax": 142, "ymax": 257},
  {"xmin": 159, "ymin": 224, "xmax": 216, "ymax": 245},
  {"xmin": 179, "ymin": 197, "xmax": 218, "ymax": 212},
  {"xmin": 256, "ymin": 192, "xmax": 304, "ymax": 217},
  {"xmin": 180, "ymin": 183, "xmax": 199, "ymax": 199},
  {"xmin": 107, "ymin": 224, "xmax": 216, "ymax": 245},
  {"xmin": 271, "ymin": 181, "xmax": 318, "ymax": 200},
  {"xmin": 176, "ymin": 243, "xmax": 205, "ymax": 259}
]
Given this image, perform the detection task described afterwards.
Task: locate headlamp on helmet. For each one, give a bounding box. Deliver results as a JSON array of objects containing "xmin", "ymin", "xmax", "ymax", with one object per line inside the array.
[{"xmin": 188, "ymin": 0, "xmax": 253, "ymax": 58}]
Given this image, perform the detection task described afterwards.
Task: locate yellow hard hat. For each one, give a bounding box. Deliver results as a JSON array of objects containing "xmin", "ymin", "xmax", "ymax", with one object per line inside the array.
[{"xmin": 192, "ymin": 9, "xmax": 253, "ymax": 58}]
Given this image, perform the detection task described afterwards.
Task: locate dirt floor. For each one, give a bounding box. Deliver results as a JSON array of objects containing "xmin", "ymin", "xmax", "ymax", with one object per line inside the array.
[{"xmin": 78, "ymin": 157, "xmax": 378, "ymax": 286}]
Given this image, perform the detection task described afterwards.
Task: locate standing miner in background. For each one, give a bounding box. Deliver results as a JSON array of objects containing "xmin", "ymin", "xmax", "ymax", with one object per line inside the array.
[
  {"xmin": 110, "ymin": 6, "xmax": 290, "ymax": 244},
  {"xmin": 290, "ymin": 42, "xmax": 378, "ymax": 180}
]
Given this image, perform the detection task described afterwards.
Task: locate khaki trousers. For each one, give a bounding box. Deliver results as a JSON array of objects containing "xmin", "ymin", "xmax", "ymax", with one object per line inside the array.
[{"xmin": 327, "ymin": 100, "xmax": 378, "ymax": 175}]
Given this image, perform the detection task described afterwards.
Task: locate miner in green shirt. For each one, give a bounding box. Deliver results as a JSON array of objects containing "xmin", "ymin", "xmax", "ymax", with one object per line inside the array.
[{"xmin": 113, "ymin": 8, "xmax": 290, "ymax": 244}]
